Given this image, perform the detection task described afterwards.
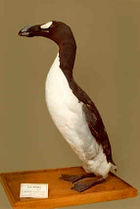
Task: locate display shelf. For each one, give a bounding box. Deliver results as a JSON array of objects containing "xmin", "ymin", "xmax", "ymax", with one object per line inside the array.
[{"xmin": 0, "ymin": 166, "xmax": 138, "ymax": 209}]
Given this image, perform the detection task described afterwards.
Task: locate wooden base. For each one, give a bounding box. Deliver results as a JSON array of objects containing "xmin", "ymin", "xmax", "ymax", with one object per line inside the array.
[{"xmin": 0, "ymin": 166, "xmax": 138, "ymax": 209}]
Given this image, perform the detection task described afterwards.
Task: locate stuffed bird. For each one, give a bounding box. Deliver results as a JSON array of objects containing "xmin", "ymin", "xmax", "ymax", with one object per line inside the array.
[{"xmin": 19, "ymin": 21, "xmax": 116, "ymax": 192}]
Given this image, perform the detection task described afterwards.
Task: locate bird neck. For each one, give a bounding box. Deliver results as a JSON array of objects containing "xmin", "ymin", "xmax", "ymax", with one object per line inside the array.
[{"xmin": 58, "ymin": 39, "xmax": 76, "ymax": 82}]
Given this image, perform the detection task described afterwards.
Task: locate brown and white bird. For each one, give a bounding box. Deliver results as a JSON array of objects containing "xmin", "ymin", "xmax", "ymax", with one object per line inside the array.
[{"xmin": 19, "ymin": 21, "xmax": 116, "ymax": 192}]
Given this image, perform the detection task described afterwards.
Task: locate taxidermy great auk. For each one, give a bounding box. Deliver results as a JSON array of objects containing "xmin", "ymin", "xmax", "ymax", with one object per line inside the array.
[{"xmin": 18, "ymin": 21, "xmax": 116, "ymax": 192}]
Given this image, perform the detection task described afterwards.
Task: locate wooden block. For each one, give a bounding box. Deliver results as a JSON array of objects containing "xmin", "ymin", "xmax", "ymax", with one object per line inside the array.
[{"xmin": 0, "ymin": 166, "xmax": 138, "ymax": 209}]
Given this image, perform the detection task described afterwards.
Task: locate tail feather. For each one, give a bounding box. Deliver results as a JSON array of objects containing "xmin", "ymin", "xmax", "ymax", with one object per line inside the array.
[{"xmin": 111, "ymin": 162, "xmax": 117, "ymax": 172}]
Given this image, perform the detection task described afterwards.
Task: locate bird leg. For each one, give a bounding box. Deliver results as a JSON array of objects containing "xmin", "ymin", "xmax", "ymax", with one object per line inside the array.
[
  {"xmin": 71, "ymin": 176, "xmax": 105, "ymax": 192},
  {"xmin": 59, "ymin": 173, "xmax": 95, "ymax": 183}
]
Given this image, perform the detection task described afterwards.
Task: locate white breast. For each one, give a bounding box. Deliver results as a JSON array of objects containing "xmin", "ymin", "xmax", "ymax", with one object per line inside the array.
[{"xmin": 45, "ymin": 53, "xmax": 112, "ymax": 177}]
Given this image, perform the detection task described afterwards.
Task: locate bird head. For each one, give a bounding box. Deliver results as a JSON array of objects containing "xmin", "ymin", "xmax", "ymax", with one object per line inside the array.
[{"xmin": 18, "ymin": 21, "xmax": 74, "ymax": 45}]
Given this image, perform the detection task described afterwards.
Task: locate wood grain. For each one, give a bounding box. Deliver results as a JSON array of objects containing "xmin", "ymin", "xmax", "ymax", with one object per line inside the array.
[{"xmin": 0, "ymin": 166, "xmax": 138, "ymax": 209}]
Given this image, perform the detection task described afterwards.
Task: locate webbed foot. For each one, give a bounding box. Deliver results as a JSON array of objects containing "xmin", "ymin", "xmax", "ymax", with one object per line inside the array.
[
  {"xmin": 71, "ymin": 176, "xmax": 105, "ymax": 192},
  {"xmin": 59, "ymin": 173, "xmax": 95, "ymax": 183},
  {"xmin": 59, "ymin": 174, "xmax": 85, "ymax": 183}
]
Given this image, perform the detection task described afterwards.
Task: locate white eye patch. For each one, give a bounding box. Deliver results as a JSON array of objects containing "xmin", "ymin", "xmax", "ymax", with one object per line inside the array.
[{"xmin": 41, "ymin": 21, "xmax": 53, "ymax": 29}]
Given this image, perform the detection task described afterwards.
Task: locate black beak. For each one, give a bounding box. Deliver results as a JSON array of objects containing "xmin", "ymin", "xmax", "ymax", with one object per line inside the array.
[{"xmin": 18, "ymin": 25, "xmax": 33, "ymax": 37}]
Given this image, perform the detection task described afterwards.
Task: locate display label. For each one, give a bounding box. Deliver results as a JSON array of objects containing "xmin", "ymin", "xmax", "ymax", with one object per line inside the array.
[{"xmin": 20, "ymin": 183, "xmax": 48, "ymax": 198}]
